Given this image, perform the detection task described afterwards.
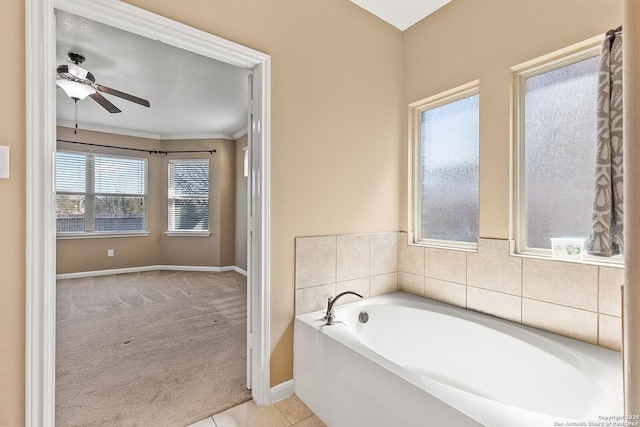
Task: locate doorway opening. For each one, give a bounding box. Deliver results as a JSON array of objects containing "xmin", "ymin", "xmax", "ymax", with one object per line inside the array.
[{"xmin": 26, "ymin": 0, "xmax": 271, "ymax": 425}]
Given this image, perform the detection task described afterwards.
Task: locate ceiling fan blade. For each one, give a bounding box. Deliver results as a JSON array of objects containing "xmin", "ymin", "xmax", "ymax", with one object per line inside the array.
[
  {"xmin": 96, "ymin": 84, "xmax": 150, "ymax": 108},
  {"xmin": 89, "ymin": 92, "xmax": 121, "ymax": 113}
]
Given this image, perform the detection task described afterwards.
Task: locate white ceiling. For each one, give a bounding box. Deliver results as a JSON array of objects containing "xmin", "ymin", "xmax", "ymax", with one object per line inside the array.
[
  {"xmin": 56, "ymin": 10, "xmax": 250, "ymax": 141},
  {"xmin": 56, "ymin": 2, "xmax": 450, "ymax": 140},
  {"xmin": 349, "ymin": 0, "xmax": 451, "ymax": 31}
]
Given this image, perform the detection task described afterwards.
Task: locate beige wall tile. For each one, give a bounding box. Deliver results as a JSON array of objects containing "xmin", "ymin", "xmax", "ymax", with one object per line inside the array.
[
  {"xmin": 522, "ymin": 298, "xmax": 597, "ymax": 344},
  {"xmin": 398, "ymin": 234, "xmax": 425, "ymax": 276},
  {"xmin": 336, "ymin": 277, "xmax": 370, "ymax": 304},
  {"xmin": 295, "ymin": 236, "xmax": 337, "ymax": 289},
  {"xmin": 294, "ymin": 233, "xmax": 613, "ymax": 352},
  {"xmin": 295, "ymin": 283, "xmax": 335, "ymax": 315},
  {"xmin": 467, "ymin": 238, "xmax": 522, "ymax": 295},
  {"xmin": 599, "ymin": 266, "xmax": 624, "ymax": 316},
  {"xmin": 467, "ymin": 286, "xmax": 521, "ymax": 323},
  {"xmin": 370, "ymin": 232, "xmax": 397, "ymax": 275},
  {"xmin": 399, "ymin": 272, "xmax": 425, "ymax": 296},
  {"xmin": 523, "ymin": 259, "xmax": 598, "ymax": 311},
  {"xmin": 337, "ymin": 234, "xmax": 370, "ymax": 281},
  {"xmin": 478, "ymin": 238, "xmax": 513, "ymax": 257},
  {"xmin": 370, "ymin": 273, "xmax": 398, "ymax": 297},
  {"xmin": 424, "ymin": 247, "xmax": 466, "ymax": 284},
  {"xmin": 424, "ymin": 277, "xmax": 466, "ymax": 308},
  {"xmin": 599, "ymin": 314, "xmax": 622, "ymax": 352},
  {"xmin": 398, "ymin": 231, "xmax": 409, "ymax": 245}
]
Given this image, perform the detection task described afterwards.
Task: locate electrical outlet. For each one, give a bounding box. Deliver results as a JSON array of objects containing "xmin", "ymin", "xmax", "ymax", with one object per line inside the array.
[{"xmin": 107, "ymin": 249, "xmax": 114, "ymax": 257}]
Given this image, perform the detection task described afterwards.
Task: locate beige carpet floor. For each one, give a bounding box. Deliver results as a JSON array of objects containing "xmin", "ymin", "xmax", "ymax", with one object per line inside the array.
[{"xmin": 56, "ymin": 270, "xmax": 252, "ymax": 427}]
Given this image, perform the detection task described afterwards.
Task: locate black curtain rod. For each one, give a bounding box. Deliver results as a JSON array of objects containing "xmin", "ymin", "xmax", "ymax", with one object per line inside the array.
[
  {"xmin": 56, "ymin": 139, "xmax": 217, "ymax": 155},
  {"xmin": 607, "ymin": 25, "xmax": 622, "ymax": 37}
]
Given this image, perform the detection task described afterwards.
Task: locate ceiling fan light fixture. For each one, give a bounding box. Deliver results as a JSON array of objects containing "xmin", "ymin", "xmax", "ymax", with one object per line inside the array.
[
  {"xmin": 56, "ymin": 78, "xmax": 96, "ymax": 100},
  {"xmin": 66, "ymin": 62, "xmax": 90, "ymax": 79}
]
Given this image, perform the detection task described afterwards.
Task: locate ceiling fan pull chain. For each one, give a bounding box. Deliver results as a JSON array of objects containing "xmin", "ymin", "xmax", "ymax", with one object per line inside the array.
[{"xmin": 74, "ymin": 100, "xmax": 78, "ymax": 135}]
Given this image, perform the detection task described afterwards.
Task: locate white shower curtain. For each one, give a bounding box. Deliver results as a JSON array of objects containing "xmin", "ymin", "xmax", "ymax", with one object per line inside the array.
[{"xmin": 586, "ymin": 26, "xmax": 624, "ymax": 256}]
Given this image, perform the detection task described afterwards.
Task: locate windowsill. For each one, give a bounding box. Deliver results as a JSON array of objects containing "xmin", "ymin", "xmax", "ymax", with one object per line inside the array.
[
  {"xmin": 165, "ymin": 231, "xmax": 211, "ymax": 237},
  {"xmin": 57, "ymin": 231, "xmax": 150, "ymax": 239},
  {"xmin": 513, "ymin": 249, "xmax": 624, "ymax": 268},
  {"xmin": 410, "ymin": 238, "xmax": 478, "ymax": 253}
]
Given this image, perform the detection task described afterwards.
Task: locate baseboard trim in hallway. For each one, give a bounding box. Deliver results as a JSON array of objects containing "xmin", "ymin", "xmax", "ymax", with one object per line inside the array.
[{"xmin": 56, "ymin": 264, "xmax": 248, "ymax": 280}]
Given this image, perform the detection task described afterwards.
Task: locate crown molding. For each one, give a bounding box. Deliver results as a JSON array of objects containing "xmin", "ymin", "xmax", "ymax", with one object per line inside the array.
[
  {"xmin": 233, "ymin": 126, "xmax": 248, "ymax": 140},
  {"xmin": 57, "ymin": 120, "xmax": 243, "ymax": 141}
]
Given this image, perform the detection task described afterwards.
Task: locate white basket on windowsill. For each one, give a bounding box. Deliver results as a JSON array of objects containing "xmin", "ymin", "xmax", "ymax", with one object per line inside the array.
[{"xmin": 550, "ymin": 238, "xmax": 585, "ymax": 261}]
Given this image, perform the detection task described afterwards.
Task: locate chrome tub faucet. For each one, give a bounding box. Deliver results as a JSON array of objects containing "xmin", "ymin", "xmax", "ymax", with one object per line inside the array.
[{"xmin": 324, "ymin": 291, "xmax": 363, "ymax": 325}]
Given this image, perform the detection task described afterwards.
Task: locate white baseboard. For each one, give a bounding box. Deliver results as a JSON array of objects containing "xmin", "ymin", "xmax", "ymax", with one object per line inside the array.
[
  {"xmin": 57, "ymin": 265, "xmax": 247, "ymax": 280},
  {"xmin": 231, "ymin": 266, "xmax": 248, "ymax": 276},
  {"xmin": 269, "ymin": 379, "xmax": 295, "ymax": 404}
]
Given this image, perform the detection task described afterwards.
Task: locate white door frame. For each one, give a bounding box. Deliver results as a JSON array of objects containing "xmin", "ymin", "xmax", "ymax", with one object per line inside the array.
[{"xmin": 25, "ymin": 1, "xmax": 271, "ymax": 425}]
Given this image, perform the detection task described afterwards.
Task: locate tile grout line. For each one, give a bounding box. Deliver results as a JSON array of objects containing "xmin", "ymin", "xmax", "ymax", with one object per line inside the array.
[{"xmin": 272, "ymin": 401, "xmax": 292, "ymax": 426}]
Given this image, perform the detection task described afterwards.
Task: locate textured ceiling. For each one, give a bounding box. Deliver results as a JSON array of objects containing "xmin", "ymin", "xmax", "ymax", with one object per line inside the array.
[
  {"xmin": 56, "ymin": 10, "xmax": 250, "ymax": 140},
  {"xmin": 56, "ymin": 2, "xmax": 450, "ymax": 140}
]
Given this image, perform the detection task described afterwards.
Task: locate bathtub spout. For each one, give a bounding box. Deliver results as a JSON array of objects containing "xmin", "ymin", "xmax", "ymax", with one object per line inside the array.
[{"xmin": 324, "ymin": 291, "xmax": 363, "ymax": 325}]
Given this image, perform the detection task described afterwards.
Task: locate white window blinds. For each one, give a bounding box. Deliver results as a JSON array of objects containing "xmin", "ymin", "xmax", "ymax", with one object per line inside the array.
[
  {"xmin": 168, "ymin": 159, "xmax": 210, "ymax": 232},
  {"xmin": 56, "ymin": 151, "xmax": 147, "ymax": 233}
]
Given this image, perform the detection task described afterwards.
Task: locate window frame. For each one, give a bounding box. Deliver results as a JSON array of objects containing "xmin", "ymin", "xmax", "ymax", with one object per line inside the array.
[
  {"xmin": 408, "ymin": 80, "xmax": 480, "ymax": 251},
  {"xmin": 243, "ymin": 146, "xmax": 249, "ymax": 178},
  {"xmin": 166, "ymin": 158, "xmax": 211, "ymax": 237},
  {"xmin": 55, "ymin": 150, "xmax": 149, "ymax": 239},
  {"xmin": 512, "ymin": 36, "xmax": 622, "ymax": 264}
]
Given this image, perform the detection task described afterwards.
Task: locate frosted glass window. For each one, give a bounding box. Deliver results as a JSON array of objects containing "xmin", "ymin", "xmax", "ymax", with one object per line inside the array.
[
  {"xmin": 55, "ymin": 151, "xmax": 147, "ymax": 234},
  {"xmin": 522, "ymin": 55, "xmax": 599, "ymax": 249},
  {"xmin": 168, "ymin": 159, "xmax": 210, "ymax": 232},
  {"xmin": 419, "ymin": 93, "xmax": 479, "ymax": 244}
]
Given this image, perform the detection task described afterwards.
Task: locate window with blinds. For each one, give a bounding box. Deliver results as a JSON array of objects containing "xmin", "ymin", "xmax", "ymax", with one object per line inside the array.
[
  {"xmin": 56, "ymin": 151, "xmax": 147, "ymax": 234},
  {"xmin": 168, "ymin": 159, "xmax": 210, "ymax": 232}
]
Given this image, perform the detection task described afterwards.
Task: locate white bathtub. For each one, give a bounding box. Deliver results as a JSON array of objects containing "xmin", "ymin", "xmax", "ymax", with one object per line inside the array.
[{"xmin": 294, "ymin": 292, "xmax": 622, "ymax": 427}]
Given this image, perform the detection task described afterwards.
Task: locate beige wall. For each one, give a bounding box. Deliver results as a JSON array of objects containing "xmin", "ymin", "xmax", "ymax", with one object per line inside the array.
[
  {"xmin": 119, "ymin": 0, "xmax": 405, "ymax": 387},
  {"xmin": 402, "ymin": 0, "xmax": 623, "ymax": 238},
  {"xmin": 158, "ymin": 138, "xmax": 236, "ymax": 268},
  {"xmin": 0, "ymin": 0, "xmax": 25, "ymax": 425},
  {"xmin": 235, "ymin": 135, "xmax": 248, "ymax": 271},
  {"xmin": 56, "ymin": 128, "xmax": 236, "ymax": 274},
  {"xmin": 56, "ymin": 128, "xmax": 162, "ymax": 273},
  {"xmin": 3, "ymin": 1, "xmax": 628, "ymax": 425}
]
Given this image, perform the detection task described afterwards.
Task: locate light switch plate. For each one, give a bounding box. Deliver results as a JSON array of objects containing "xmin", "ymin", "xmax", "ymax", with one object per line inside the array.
[{"xmin": 0, "ymin": 146, "xmax": 9, "ymax": 179}]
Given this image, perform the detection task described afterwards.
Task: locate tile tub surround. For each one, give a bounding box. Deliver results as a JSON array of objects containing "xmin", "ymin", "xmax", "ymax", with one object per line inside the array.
[
  {"xmin": 294, "ymin": 232, "xmax": 623, "ymax": 351},
  {"xmin": 396, "ymin": 233, "xmax": 622, "ymax": 351},
  {"xmin": 295, "ymin": 233, "xmax": 398, "ymax": 315}
]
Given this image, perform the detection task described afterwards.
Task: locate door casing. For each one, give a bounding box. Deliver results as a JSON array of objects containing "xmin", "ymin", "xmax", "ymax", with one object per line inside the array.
[{"xmin": 25, "ymin": 1, "xmax": 272, "ymax": 425}]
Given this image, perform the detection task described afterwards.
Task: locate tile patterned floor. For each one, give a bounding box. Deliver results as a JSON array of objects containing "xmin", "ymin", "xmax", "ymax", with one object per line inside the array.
[{"xmin": 187, "ymin": 395, "xmax": 326, "ymax": 427}]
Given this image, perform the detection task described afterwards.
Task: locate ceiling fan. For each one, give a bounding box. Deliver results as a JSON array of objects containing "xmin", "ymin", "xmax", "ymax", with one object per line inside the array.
[{"xmin": 56, "ymin": 52, "xmax": 150, "ymax": 114}]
